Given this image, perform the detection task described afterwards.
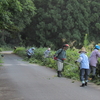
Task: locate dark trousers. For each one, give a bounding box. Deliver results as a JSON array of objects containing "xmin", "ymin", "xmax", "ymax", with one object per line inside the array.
[
  {"xmin": 89, "ymin": 65, "xmax": 96, "ymax": 76},
  {"xmin": 27, "ymin": 55, "xmax": 31, "ymax": 58},
  {"xmin": 80, "ymin": 68, "xmax": 89, "ymax": 81}
]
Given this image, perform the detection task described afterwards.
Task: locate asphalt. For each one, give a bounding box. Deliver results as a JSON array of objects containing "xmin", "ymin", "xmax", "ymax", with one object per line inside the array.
[{"xmin": 0, "ymin": 51, "xmax": 100, "ymax": 100}]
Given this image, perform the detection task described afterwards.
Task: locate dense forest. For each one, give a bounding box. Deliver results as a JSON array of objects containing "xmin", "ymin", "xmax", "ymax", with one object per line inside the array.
[{"xmin": 0, "ymin": 0, "xmax": 100, "ymax": 49}]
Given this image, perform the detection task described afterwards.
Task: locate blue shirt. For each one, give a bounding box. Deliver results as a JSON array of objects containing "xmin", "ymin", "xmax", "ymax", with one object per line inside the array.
[{"xmin": 77, "ymin": 53, "xmax": 89, "ymax": 69}]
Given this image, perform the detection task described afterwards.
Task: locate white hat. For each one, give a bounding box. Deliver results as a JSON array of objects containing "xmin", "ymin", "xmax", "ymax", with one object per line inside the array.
[
  {"xmin": 48, "ymin": 48, "xmax": 51, "ymax": 50},
  {"xmin": 32, "ymin": 47, "xmax": 35, "ymax": 50}
]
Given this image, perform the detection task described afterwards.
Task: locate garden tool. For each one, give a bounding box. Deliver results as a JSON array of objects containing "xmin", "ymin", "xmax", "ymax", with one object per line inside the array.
[{"xmin": 64, "ymin": 61, "xmax": 79, "ymax": 68}]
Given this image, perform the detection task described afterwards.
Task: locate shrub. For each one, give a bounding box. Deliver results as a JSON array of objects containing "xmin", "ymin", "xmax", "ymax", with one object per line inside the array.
[
  {"xmin": 13, "ymin": 47, "xmax": 26, "ymax": 57},
  {"xmin": 0, "ymin": 48, "xmax": 3, "ymax": 52}
]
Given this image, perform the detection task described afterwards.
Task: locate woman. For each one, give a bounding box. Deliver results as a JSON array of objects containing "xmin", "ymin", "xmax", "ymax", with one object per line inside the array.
[
  {"xmin": 89, "ymin": 45, "xmax": 100, "ymax": 79},
  {"xmin": 75, "ymin": 47, "xmax": 89, "ymax": 87}
]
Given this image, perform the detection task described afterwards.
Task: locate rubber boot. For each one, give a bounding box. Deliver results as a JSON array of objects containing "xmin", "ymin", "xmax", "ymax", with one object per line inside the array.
[
  {"xmin": 80, "ymin": 83, "xmax": 85, "ymax": 87},
  {"xmin": 57, "ymin": 71, "xmax": 62, "ymax": 77},
  {"xmin": 85, "ymin": 82, "xmax": 87, "ymax": 86},
  {"xmin": 92, "ymin": 75, "xmax": 95, "ymax": 80}
]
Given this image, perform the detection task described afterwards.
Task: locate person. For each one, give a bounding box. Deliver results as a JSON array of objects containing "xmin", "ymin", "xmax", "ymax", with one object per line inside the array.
[
  {"xmin": 27, "ymin": 47, "xmax": 35, "ymax": 58},
  {"xmin": 75, "ymin": 47, "xmax": 89, "ymax": 87},
  {"xmin": 89, "ymin": 45, "xmax": 100, "ymax": 80},
  {"xmin": 54, "ymin": 44, "xmax": 69, "ymax": 77},
  {"xmin": 1, "ymin": 54, "xmax": 4, "ymax": 57},
  {"xmin": 44, "ymin": 48, "xmax": 51, "ymax": 58},
  {"xmin": 14, "ymin": 46, "xmax": 16, "ymax": 51}
]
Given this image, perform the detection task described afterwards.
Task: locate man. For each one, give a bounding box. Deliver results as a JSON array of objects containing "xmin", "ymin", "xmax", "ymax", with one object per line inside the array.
[
  {"xmin": 75, "ymin": 47, "xmax": 89, "ymax": 87},
  {"xmin": 89, "ymin": 45, "xmax": 100, "ymax": 79},
  {"xmin": 55, "ymin": 44, "xmax": 69, "ymax": 77},
  {"xmin": 27, "ymin": 47, "xmax": 35, "ymax": 58}
]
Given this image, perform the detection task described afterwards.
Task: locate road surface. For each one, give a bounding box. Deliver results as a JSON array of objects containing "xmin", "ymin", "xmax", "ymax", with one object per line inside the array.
[{"xmin": 0, "ymin": 51, "xmax": 100, "ymax": 100}]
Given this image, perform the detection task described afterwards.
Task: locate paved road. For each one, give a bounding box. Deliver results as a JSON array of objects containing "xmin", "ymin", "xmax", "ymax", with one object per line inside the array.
[{"xmin": 0, "ymin": 51, "xmax": 100, "ymax": 100}]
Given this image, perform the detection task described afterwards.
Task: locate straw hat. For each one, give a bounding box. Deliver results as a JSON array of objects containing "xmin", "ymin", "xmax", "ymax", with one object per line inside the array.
[{"xmin": 79, "ymin": 47, "xmax": 87, "ymax": 53}]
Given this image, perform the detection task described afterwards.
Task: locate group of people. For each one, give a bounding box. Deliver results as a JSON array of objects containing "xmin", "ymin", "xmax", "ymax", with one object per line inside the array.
[
  {"xmin": 26, "ymin": 44, "xmax": 100, "ymax": 87},
  {"xmin": 75, "ymin": 45, "xmax": 100, "ymax": 87},
  {"xmin": 55, "ymin": 44, "xmax": 100, "ymax": 87},
  {"xmin": 26, "ymin": 47, "xmax": 51, "ymax": 59}
]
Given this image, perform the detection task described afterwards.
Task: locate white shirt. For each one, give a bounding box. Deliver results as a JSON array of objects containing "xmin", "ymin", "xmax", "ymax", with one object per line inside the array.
[
  {"xmin": 27, "ymin": 48, "xmax": 34, "ymax": 56},
  {"xmin": 77, "ymin": 57, "xmax": 83, "ymax": 63}
]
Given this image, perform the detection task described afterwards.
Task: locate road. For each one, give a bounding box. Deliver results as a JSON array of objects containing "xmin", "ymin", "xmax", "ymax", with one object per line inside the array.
[{"xmin": 0, "ymin": 51, "xmax": 100, "ymax": 100}]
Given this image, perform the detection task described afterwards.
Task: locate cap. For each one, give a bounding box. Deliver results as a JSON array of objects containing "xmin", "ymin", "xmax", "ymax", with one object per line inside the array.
[
  {"xmin": 95, "ymin": 45, "xmax": 100, "ymax": 50},
  {"xmin": 48, "ymin": 48, "xmax": 51, "ymax": 50},
  {"xmin": 63, "ymin": 44, "xmax": 69, "ymax": 47}
]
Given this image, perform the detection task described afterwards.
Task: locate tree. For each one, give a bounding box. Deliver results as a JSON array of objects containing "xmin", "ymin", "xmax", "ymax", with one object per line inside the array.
[
  {"xmin": 89, "ymin": 0, "xmax": 100, "ymax": 43},
  {"xmin": 21, "ymin": 0, "xmax": 90, "ymax": 48},
  {"xmin": 0, "ymin": 0, "xmax": 36, "ymax": 45}
]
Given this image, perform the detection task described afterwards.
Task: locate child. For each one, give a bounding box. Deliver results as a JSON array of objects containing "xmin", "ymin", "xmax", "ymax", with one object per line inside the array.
[{"xmin": 75, "ymin": 47, "xmax": 89, "ymax": 87}]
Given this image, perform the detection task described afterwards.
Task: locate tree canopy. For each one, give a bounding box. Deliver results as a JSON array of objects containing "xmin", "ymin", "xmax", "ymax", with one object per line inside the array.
[
  {"xmin": 21, "ymin": 0, "xmax": 90, "ymax": 48},
  {"xmin": 1, "ymin": 0, "xmax": 100, "ymax": 49},
  {"xmin": 0, "ymin": 0, "xmax": 36, "ymax": 45}
]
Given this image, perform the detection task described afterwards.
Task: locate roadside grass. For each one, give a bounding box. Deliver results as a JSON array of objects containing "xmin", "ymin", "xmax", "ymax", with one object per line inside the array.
[
  {"xmin": 0, "ymin": 48, "xmax": 3, "ymax": 52},
  {"xmin": 0, "ymin": 45, "xmax": 13, "ymax": 51},
  {"xmin": 0, "ymin": 54, "xmax": 3, "ymax": 66}
]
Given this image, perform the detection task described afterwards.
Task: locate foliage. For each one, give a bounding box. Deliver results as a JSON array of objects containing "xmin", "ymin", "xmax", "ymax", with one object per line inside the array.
[
  {"xmin": 1, "ymin": 0, "xmax": 100, "ymax": 48},
  {"xmin": 0, "ymin": 0, "xmax": 36, "ymax": 32},
  {"xmin": 20, "ymin": 0, "xmax": 90, "ymax": 48},
  {"xmin": 0, "ymin": 48, "xmax": 3, "ymax": 52},
  {"xmin": 0, "ymin": 53, "xmax": 3, "ymax": 65},
  {"xmin": 0, "ymin": 45, "xmax": 13, "ymax": 51},
  {"xmin": 0, "ymin": 0, "xmax": 36, "ymax": 46},
  {"xmin": 83, "ymin": 34, "xmax": 89, "ymax": 48},
  {"xmin": 92, "ymin": 79, "xmax": 100, "ymax": 85},
  {"xmin": 89, "ymin": 0, "xmax": 100, "ymax": 43},
  {"xmin": 13, "ymin": 47, "xmax": 26, "ymax": 57},
  {"xmin": 62, "ymin": 49, "xmax": 80, "ymax": 79}
]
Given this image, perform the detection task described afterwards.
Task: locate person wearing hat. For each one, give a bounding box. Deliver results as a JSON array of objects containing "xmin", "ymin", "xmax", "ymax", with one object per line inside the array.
[
  {"xmin": 27, "ymin": 47, "xmax": 35, "ymax": 58},
  {"xmin": 75, "ymin": 47, "xmax": 89, "ymax": 87},
  {"xmin": 44, "ymin": 48, "xmax": 51, "ymax": 58},
  {"xmin": 89, "ymin": 45, "xmax": 100, "ymax": 80},
  {"xmin": 55, "ymin": 44, "xmax": 69, "ymax": 77}
]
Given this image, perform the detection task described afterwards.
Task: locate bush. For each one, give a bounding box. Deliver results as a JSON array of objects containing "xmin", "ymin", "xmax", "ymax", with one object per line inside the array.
[
  {"xmin": 0, "ymin": 48, "xmax": 3, "ymax": 52},
  {"xmin": 0, "ymin": 45, "xmax": 13, "ymax": 51},
  {"xmin": 13, "ymin": 47, "xmax": 26, "ymax": 58}
]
